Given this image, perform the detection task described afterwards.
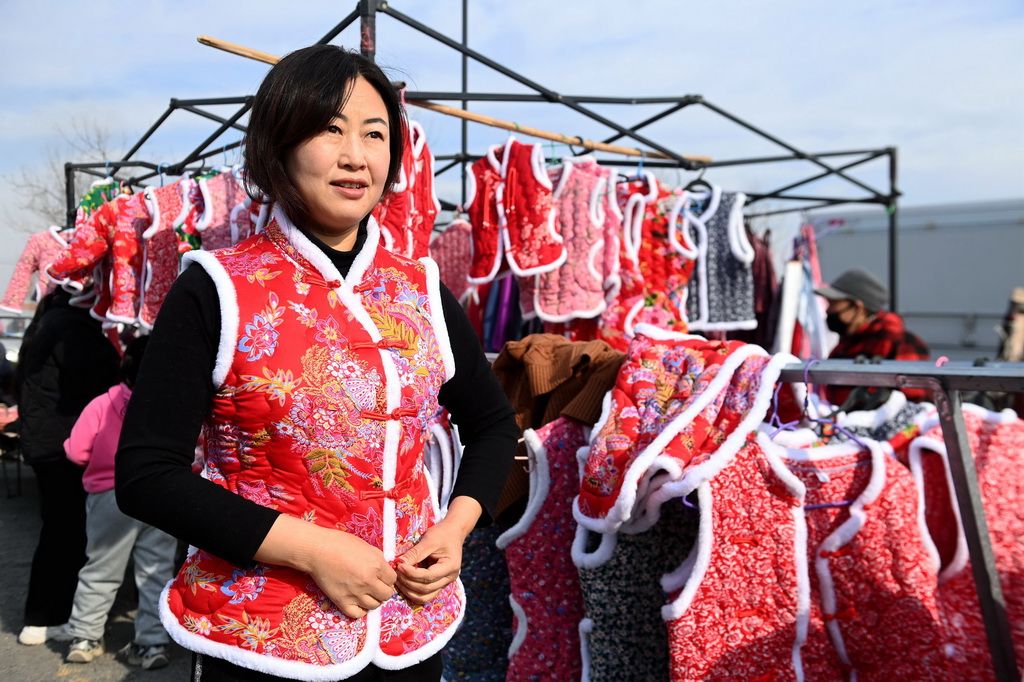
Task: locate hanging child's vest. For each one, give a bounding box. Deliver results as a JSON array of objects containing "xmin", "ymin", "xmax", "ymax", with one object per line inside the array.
[
  {"xmin": 107, "ymin": 192, "xmax": 150, "ymax": 325},
  {"xmin": 575, "ymin": 325, "xmax": 759, "ymax": 534},
  {"xmin": 661, "ymin": 432, "xmax": 811, "ymax": 682},
  {"xmin": 466, "ymin": 144, "xmax": 506, "ymax": 284},
  {"xmin": 407, "ymin": 121, "xmax": 441, "ymax": 260},
  {"xmin": 163, "ymin": 210, "xmax": 463, "ymax": 681},
  {"xmin": 1, "ymin": 227, "xmax": 67, "ymax": 313},
  {"xmin": 197, "ymin": 170, "xmax": 248, "ymax": 251},
  {"xmin": 683, "ymin": 188, "xmax": 757, "ymax": 331},
  {"xmin": 139, "ymin": 182, "xmax": 188, "ymax": 330},
  {"xmin": 498, "ymin": 137, "xmax": 565, "ymax": 277},
  {"xmin": 497, "ymin": 418, "xmax": 588, "ymax": 682},
  {"xmin": 534, "ymin": 156, "xmax": 607, "ymax": 323}
]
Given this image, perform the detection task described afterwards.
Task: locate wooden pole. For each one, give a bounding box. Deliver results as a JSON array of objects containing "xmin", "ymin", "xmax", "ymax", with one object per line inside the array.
[{"xmin": 196, "ymin": 35, "xmax": 712, "ymax": 163}]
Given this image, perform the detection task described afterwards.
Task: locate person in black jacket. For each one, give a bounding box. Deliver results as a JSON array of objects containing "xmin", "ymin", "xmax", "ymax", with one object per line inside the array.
[{"xmin": 15, "ymin": 288, "xmax": 119, "ymax": 646}]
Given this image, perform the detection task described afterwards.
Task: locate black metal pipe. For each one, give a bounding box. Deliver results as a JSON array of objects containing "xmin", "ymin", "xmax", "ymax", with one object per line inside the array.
[
  {"xmin": 169, "ymin": 101, "xmax": 252, "ymax": 174},
  {"xmin": 599, "ymin": 102, "xmax": 693, "ymax": 147},
  {"xmin": 745, "ymin": 153, "xmax": 888, "ymax": 206},
  {"xmin": 699, "ymin": 99, "xmax": 886, "ymax": 199},
  {"xmin": 171, "ymin": 96, "xmax": 252, "ymax": 107},
  {"xmin": 121, "ymin": 104, "xmax": 175, "ymax": 162},
  {"xmin": 64, "ymin": 163, "xmax": 77, "ymax": 229},
  {"xmin": 888, "ymin": 147, "xmax": 899, "ymax": 313},
  {"xmin": 744, "ymin": 200, "xmax": 849, "ymax": 219},
  {"xmin": 316, "ymin": 6, "xmax": 360, "ymax": 45},
  {"xmin": 359, "ymin": 0, "xmax": 377, "ymax": 59},
  {"xmin": 744, "ymin": 193, "xmax": 885, "ymax": 205},
  {"xmin": 380, "ymin": 4, "xmax": 691, "ymax": 164},
  {"xmin": 178, "ymin": 105, "xmax": 249, "ymax": 134}
]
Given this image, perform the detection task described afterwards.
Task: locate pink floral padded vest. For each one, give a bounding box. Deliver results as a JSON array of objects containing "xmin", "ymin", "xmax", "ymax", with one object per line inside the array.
[{"xmin": 165, "ymin": 210, "xmax": 463, "ymax": 681}]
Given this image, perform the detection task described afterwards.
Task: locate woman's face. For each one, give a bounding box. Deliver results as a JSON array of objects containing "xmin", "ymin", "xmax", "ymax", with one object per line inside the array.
[{"xmin": 285, "ymin": 76, "xmax": 391, "ymax": 248}]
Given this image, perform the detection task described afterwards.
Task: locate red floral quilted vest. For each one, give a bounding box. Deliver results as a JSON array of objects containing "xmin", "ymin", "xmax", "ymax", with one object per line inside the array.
[{"xmin": 164, "ymin": 210, "xmax": 463, "ymax": 680}]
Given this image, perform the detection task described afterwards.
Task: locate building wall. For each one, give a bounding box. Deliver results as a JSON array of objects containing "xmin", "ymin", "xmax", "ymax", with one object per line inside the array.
[{"xmin": 810, "ymin": 199, "xmax": 1024, "ymax": 362}]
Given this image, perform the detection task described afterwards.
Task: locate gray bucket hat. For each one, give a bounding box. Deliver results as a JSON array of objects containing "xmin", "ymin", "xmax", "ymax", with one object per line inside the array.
[{"xmin": 814, "ymin": 268, "xmax": 888, "ymax": 313}]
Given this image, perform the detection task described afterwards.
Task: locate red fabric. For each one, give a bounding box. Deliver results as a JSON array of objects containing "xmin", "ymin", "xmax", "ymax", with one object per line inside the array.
[{"xmin": 827, "ymin": 311, "xmax": 931, "ymax": 405}]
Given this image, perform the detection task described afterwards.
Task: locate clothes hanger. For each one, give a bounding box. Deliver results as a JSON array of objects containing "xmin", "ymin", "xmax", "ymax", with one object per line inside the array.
[{"xmin": 684, "ymin": 167, "xmax": 712, "ymax": 193}]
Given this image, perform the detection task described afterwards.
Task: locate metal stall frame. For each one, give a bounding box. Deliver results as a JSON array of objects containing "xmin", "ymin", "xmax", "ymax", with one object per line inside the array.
[
  {"xmin": 778, "ymin": 358, "xmax": 1024, "ymax": 681},
  {"xmin": 57, "ymin": 4, "xmax": 1020, "ymax": 678}
]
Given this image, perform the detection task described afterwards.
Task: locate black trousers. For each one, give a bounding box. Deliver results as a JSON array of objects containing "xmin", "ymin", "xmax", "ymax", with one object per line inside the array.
[
  {"xmin": 23, "ymin": 458, "xmax": 88, "ymax": 626},
  {"xmin": 192, "ymin": 651, "xmax": 444, "ymax": 681}
]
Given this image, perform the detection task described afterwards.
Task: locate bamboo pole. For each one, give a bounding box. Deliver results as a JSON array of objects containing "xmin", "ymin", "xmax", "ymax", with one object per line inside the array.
[{"xmin": 197, "ymin": 35, "xmax": 711, "ymax": 163}]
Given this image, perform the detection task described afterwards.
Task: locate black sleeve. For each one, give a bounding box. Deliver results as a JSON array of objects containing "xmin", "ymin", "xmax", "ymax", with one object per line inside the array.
[
  {"xmin": 115, "ymin": 265, "xmax": 281, "ymax": 567},
  {"xmin": 437, "ymin": 283, "xmax": 519, "ymax": 525}
]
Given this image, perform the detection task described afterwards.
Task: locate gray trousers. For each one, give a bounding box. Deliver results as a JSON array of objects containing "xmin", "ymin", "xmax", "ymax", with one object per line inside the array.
[{"xmin": 68, "ymin": 489, "xmax": 177, "ymax": 645}]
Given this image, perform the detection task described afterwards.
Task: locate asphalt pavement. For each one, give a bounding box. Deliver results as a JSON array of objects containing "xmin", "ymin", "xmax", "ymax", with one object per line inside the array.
[{"xmin": 0, "ymin": 460, "xmax": 190, "ymax": 681}]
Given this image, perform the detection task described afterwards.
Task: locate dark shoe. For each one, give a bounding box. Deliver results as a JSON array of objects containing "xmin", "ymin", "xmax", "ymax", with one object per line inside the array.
[{"xmin": 118, "ymin": 642, "xmax": 170, "ymax": 670}]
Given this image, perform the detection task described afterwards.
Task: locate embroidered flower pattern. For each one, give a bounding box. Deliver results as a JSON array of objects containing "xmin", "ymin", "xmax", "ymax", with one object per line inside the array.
[
  {"xmin": 168, "ymin": 229, "xmax": 461, "ymax": 665},
  {"xmin": 221, "ymin": 568, "xmax": 267, "ymax": 604}
]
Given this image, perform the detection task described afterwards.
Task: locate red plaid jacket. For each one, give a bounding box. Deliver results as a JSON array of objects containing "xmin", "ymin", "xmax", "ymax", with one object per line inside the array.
[{"xmin": 826, "ymin": 311, "xmax": 931, "ymax": 405}]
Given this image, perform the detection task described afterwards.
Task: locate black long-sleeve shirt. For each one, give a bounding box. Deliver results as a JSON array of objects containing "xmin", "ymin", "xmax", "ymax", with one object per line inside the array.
[{"xmin": 116, "ymin": 228, "xmax": 518, "ymax": 567}]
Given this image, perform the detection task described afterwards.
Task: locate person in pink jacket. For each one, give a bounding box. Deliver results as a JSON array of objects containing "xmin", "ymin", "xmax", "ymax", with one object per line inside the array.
[{"xmin": 63, "ymin": 336, "xmax": 178, "ymax": 670}]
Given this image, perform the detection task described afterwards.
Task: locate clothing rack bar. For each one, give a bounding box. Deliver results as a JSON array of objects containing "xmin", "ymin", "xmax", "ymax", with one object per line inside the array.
[
  {"xmin": 779, "ymin": 359, "xmax": 1023, "ymax": 681},
  {"xmin": 314, "ymin": 6, "xmax": 360, "ymax": 46},
  {"xmin": 744, "ymin": 153, "xmax": 889, "ymax": 206}
]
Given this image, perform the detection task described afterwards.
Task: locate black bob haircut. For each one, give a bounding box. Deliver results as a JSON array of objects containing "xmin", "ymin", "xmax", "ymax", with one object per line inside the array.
[{"xmin": 242, "ymin": 44, "xmax": 406, "ymax": 229}]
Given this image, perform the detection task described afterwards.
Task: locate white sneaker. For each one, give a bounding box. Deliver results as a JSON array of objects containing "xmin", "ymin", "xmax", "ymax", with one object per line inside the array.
[
  {"xmin": 18, "ymin": 623, "xmax": 72, "ymax": 646},
  {"xmin": 66, "ymin": 638, "xmax": 104, "ymax": 663}
]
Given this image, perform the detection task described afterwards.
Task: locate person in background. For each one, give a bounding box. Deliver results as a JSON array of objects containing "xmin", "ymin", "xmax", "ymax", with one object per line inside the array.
[
  {"xmin": 64, "ymin": 335, "xmax": 178, "ymax": 670},
  {"xmin": 0, "ymin": 340, "xmax": 16, "ymax": 406},
  {"xmin": 116, "ymin": 44, "xmax": 518, "ymax": 682},
  {"xmin": 15, "ymin": 288, "xmax": 120, "ymax": 646},
  {"xmin": 815, "ymin": 267, "xmax": 930, "ymax": 407}
]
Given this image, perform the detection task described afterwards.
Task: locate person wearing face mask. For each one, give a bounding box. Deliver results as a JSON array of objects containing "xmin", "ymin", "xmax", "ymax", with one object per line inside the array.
[{"xmin": 814, "ymin": 267, "xmax": 930, "ymax": 407}]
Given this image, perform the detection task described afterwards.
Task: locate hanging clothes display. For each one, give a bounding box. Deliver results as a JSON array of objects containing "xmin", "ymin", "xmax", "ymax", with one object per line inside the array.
[{"xmin": 0, "ymin": 226, "xmax": 70, "ymax": 313}]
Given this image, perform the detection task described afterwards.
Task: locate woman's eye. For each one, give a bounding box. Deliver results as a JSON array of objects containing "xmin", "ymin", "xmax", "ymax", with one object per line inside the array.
[
  {"xmin": 368, "ymin": 131, "xmax": 384, "ymax": 140},
  {"xmin": 326, "ymin": 125, "xmax": 341, "ymax": 134}
]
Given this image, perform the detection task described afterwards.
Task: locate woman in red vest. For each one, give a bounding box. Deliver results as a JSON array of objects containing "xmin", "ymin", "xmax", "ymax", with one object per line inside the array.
[{"xmin": 116, "ymin": 45, "xmax": 518, "ymax": 681}]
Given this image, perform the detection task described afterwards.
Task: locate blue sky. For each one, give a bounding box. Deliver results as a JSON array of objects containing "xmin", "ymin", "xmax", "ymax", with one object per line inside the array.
[{"xmin": 1, "ymin": 0, "xmax": 1022, "ymax": 290}]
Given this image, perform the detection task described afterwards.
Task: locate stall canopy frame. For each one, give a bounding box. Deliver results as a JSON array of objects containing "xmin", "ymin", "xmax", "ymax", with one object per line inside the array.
[
  {"xmin": 60, "ymin": 3, "xmax": 1022, "ymax": 679},
  {"xmin": 68, "ymin": 0, "xmax": 901, "ymax": 309}
]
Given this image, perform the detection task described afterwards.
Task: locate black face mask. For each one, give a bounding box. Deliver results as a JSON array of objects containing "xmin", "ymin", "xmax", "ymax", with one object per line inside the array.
[{"xmin": 825, "ymin": 312, "xmax": 848, "ymax": 334}]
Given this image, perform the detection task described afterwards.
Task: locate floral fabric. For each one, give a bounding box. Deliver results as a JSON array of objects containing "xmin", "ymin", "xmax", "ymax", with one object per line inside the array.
[
  {"xmin": 0, "ymin": 227, "xmax": 67, "ymax": 313},
  {"xmin": 498, "ymin": 137, "xmax": 564, "ymax": 277},
  {"xmin": 163, "ymin": 211, "xmax": 463, "ymax": 680},
  {"xmin": 497, "ymin": 418, "xmax": 588, "ymax": 681}
]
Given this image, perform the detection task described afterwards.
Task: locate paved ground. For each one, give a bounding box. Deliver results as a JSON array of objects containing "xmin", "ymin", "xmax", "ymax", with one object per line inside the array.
[{"xmin": 0, "ymin": 460, "xmax": 190, "ymax": 681}]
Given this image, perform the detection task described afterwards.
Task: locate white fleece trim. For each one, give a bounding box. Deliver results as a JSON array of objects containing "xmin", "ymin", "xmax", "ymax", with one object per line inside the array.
[
  {"xmin": 181, "ymin": 251, "xmax": 238, "ymax": 388},
  {"xmin": 578, "ymin": 618, "xmax": 593, "ymax": 682},
  {"xmin": 496, "ymin": 428, "xmax": 549, "ymax": 549},
  {"xmin": 507, "ymin": 595, "xmax": 528, "ymax": 658},
  {"xmin": 420, "ymin": 256, "xmax": 456, "ymax": 381},
  {"xmin": 160, "ymin": 581, "xmax": 377, "ymax": 681},
  {"xmin": 667, "ymin": 193, "xmax": 699, "ymax": 259},
  {"xmin": 837, "ymin": 390, "xmax": 909, "ymax": 430},
  {"xmin": 426, "ymin": 423, "xmax": 455, "ymax": 515},
  {"xmin": 47, "ymin": 224, "xmax": 70, "ymax": 247},
  {"xmin": 497, "ymin": 135, "xmax": 516, "ymax": 180},
  {"xmin": 760, "ymin": 434, "xmax": 810, "ymax": 682},
  {"xmin": 196, "ymin": 175, "xmax": 214, "ymax": 232},
  {"xmin": 573, "ymin": 343, "xmax": 763, "ymax": 534},
  {"xmin": 570, "ymin": 523, "xmax": 619, "ymax": 569},
  {"xmin": 372, "ymin": 580, "xmax": 465, "ymax": 670},
  {"xmin": 463, "ymin": 160, "xmax": 479, "ymax": 211},
  {"xmin": 141, "ymin": 186, "xmax": 162, "ymax": 240},
  {"xmin": 630, "ymin": 350, "xmax": 794, "ymax": 532},
  {"xmin": 727, "ymin": 192, "xmax": 754, "ymax": 263},
  {"xmin": 908, "ymin": 436, "xmax": 969, "ymax": 584},
  {"xmin": 798, "ymin": 438, "xmax": 889, "ymax": 671},
  {"xmin": 468, "ymin": 178, "xmax": 506, "ymax": 285}
]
